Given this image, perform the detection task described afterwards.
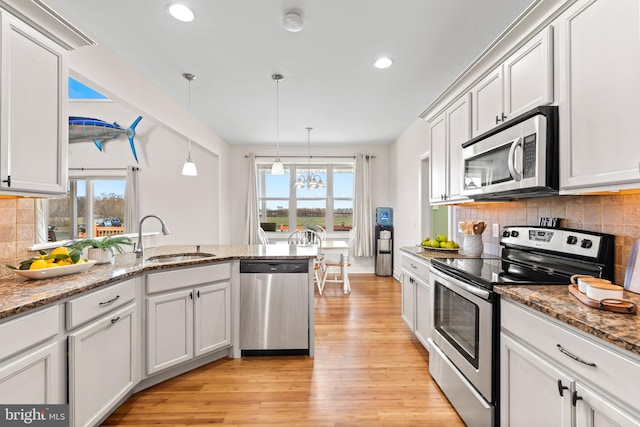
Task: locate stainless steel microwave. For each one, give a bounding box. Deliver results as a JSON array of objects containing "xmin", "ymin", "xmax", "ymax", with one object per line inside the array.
[{"xmin": 461, "ymin": 105, "xmax": 558, "ymax": 200}]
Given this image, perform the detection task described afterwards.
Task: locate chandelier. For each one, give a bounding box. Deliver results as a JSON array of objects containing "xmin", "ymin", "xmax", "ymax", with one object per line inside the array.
[{"xmin": 294, "ymin": 127, "xmax": 325, "ymax": 189}]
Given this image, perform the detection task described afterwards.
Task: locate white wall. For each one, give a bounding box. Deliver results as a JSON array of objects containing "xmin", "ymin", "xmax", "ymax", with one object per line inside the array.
[
  {"xmin": 390, "ymin": 118, "xmax": 430, "ymax": 277},
  {"xmin": 66, "ymin": 44, "xmax": 233, "ymax": 243},
  {"xmin": 229, "ymin": 144, "xmax": 391, "ymax": 273},
  {"xmin": 68, "ymin": 100, "xmax": 219, "ymax": 245}
]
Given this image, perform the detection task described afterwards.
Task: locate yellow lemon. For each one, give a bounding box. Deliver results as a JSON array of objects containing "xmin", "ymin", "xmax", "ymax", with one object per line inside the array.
[
  {"xmin": 29, "ymin": 260, "xmax": 49, "ymax": 270},
  {"xmin": 76, "ymin": 259, "xmax": 86, "ymax": 264},
  {"xmin": 47, "ymin": 263, "xmax": 59, "ymax": 268},
  {"xmin": 56, "ymin": 259, "xmax": 69, "ymax": 266},
  {"xmin": 51, "ymin": 247, "xmax": 69, "ymax": 256}
]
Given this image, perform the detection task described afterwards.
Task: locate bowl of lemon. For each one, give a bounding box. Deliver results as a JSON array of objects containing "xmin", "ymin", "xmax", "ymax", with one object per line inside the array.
[
  {"xmin": 421, "ymin": 235, "xmax": 460, "ymax": 251},
  {"xmin": 6, "ymin": 247, "xmax": 96, "ymax": 280}
]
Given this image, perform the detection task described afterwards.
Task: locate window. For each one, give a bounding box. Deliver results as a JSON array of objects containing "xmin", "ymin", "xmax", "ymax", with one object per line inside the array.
[
  {"xmin": 46, "ymin": 177, "xmax": 126, "ymax": 242},
  {"xmin": 258, "ymin": 163, "xmax": 354, "ymax": 233}
]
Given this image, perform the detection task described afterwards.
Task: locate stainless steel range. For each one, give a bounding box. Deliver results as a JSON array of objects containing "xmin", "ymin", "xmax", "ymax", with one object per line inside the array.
[{"xmin": 427, "ymin": 225, "xmax": 615, "ymax": 427}]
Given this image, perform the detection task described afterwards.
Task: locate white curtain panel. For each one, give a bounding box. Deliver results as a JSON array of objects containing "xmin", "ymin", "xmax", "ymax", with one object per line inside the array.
[
  {"xmin": 124, "ymin": 165, "xmax": 139, "ymax": 234},
  {"xmin": 352, "ymin": 154, "xmax": 374, "ymax": 257},
  {"xmin": 244, "ymin": 153, "xmax": 260, "ymax": 244}
]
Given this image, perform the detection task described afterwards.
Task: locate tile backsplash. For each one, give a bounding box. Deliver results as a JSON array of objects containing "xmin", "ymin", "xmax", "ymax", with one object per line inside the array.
[
  {"xmin": 455, "ymin": 194, "xmax": 640, "ymax": 284},
  {"xmin": 0, "ymin": 198, "xmax": 35, "ymax": 260}
]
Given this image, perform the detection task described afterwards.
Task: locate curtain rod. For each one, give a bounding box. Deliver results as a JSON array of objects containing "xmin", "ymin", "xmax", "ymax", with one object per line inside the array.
[
  {"xmin": 69, "ymin": 167, "xmax": 140, "ymax": 171},
  {"xmin": 245, "ymin": 155, "xmax": 375, "ymax": 159}
]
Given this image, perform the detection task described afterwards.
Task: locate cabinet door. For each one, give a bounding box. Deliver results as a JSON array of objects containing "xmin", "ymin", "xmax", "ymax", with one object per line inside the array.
[
  {"xmin": 0, "ymin": 341, "xmax": 62, "ymax": 404},
  {"xmin": 501, "ymin": 333, "xmax": 573, "ymax": 427},
  {"xmin": 471, "ymin": 66, "xmax": 503, "ymax": 137},
  {"xmin": 447, "ymin": 93, "xmax": 471, "ymax": 201},
  {"xmin": 147, "ymin": 289, "xmax": 193, "ymax": 375},
  {"xmin": 503, "ymin": 26, "xmax": 553, "ymax": 119},
  {"xmin": 0, "ymin": 14, "xmax": 67, "ymax": 195},
  {"xmin": 194, "ymin": 281, "xmax": 231, "ymax": 357},
  {"xmin": 69, "ymin": 303, "xmax": 139, "ymax": 427},
  {"xmin": 401, "ymin": 271, "xmax": 415, "ymax": 331},
  {"xmin": 574, "ymin": 382, "xmax": 640, "ymax": 427},
  {"xmin": 428, "ymin": 112, "xmax": 447, "ymax": 203},
  {"xmin": 559, "ymin": 0, "xmax": 640, "ymax": 192},
  {"xmin": 413, "ymin": 275, "xmax": 430, "ymax": 350}
]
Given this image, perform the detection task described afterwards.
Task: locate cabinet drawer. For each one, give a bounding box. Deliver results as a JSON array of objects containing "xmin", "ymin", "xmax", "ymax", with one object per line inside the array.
[
  {"xmin": 146, "ymin": 263, "xmax": 231, "ymax": 294},
  {"xmin": 0, "ymin": 306, "xmax": 58, "ymax": 361},
  {"xmin": 66, "ymin": 279, "xmax": 136, "ymax": 330},
  {"xmin": 401, "ymin": 253, "xmax": 430, "ymax": 281},
  {"xmin": 501, "ymin": 299, "xmax": 640, "ymax": 411}
]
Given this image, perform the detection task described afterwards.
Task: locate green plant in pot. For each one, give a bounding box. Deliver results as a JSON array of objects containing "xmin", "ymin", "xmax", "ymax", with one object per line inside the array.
[{"xmin": 69, "ymin": 236, "xmax": 133, "ymax": 264}]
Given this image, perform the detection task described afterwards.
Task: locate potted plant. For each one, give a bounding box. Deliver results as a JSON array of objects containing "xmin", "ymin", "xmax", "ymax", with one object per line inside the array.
[{"xmin": 69, "ymin": 236, "xmax": 133, "ymax": 264}]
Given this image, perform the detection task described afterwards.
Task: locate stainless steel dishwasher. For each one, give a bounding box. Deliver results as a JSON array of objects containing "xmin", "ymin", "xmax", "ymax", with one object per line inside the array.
[{"xmin": 239, "ymin": 259, "xmax": 309, "ymax": 356}]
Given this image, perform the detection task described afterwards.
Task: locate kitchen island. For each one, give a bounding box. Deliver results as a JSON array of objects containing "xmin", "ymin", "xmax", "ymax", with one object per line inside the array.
[{"xmin": 0, "ymin": 244, "xmax": 317, "ymax": 427}]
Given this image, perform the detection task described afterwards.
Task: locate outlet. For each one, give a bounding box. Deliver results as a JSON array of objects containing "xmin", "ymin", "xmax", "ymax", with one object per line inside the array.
[
  {"xmin": 458, "ymin": 221, "xmax": 464, "ymax": 232},
  {"xmin": 492, "ymin": 223, "xmax": 500, "ymax": 238}
]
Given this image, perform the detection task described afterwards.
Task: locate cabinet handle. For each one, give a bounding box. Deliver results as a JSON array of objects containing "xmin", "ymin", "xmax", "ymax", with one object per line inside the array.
[
  {"xmin": 556, "ymin": 344, "xmax": 596, "ymax": 367},
  {"xmin": 410, "ymin": 264, "xmax": 418, "ymax": 269},
  {"xmin": 572, "ymin": 391, "xmax": 583, "ymax": 407},
  {"xmin": 496, "ymin": 115, "xmax": 501, "ymax": 124},
  {"xmin": 99, "ymin": 295, "xmax": 120, "ymax": 306},
  {"xmin": 190, "ymin": 292, "xmax": 193, "ymax": 300},
  {"xmin": 197, "ymin": 290, "xmax": 200, "ymax": 298},
  {"xmin": 2, "ymin": 175, "xmax": 10, "ymax": 187},
  {"xmin": 557, "ymin": 380, "xmax": 569, "ymax": 397},
  {"xmin": 501, "ymin": 112, "xmax": 507, "ymax": 122},
  {"xmin": 110, "ymin": 316, "xmax": 120, "ymax": 324}
]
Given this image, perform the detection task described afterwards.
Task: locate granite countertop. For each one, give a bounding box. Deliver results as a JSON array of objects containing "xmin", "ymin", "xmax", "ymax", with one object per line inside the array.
[
  {"xmin": 496, "ymin": 285, "xmax": 640, "ymax": 357},
  {"xmin": 0, "ymin": 244, "xmax": 318, "ymax": 320},
  {"xmin": 400, "ymin": 246, "xmax": 469, "ymax": 261}
]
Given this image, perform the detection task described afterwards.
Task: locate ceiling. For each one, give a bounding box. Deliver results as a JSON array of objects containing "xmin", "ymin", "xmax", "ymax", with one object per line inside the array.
[{"xmin": 43, "ymin": 0, "xmax": 533, "ymax": 146}]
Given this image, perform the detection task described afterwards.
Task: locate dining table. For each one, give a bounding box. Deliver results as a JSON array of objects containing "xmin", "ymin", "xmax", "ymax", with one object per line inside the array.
[{"xmin": 320, "ymin": 240, "xmax": 350, "ymax": 294}]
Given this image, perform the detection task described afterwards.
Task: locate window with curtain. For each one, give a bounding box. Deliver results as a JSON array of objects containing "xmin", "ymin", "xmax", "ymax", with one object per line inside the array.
[
  {"xmin": 258, "ymin": 164, "xmax": 354, "ymax": 232},
  {"xmin": 46, "ymin": 178, "xmax": 126, "ymax": 241}
]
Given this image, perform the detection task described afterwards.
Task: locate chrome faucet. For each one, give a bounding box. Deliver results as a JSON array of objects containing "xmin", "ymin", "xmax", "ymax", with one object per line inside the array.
[{"xmin": 134, "ymin": 215, "xmax": 170, "ymax": 258}]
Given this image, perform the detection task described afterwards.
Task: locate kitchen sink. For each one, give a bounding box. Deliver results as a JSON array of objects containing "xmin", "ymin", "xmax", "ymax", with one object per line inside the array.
[{"xmin": 145, "ymin": 253, "xmax": 215, "ymax": 264}]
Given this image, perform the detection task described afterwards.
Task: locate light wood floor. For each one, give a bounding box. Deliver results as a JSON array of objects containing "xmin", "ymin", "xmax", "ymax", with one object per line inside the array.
[{"xmin": 103, "ymin": 274, "xmax": 464, "ymax": 426}]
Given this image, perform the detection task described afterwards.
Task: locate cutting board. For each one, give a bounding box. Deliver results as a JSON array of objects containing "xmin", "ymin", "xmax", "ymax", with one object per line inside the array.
[{"xmin": 624, "ymin": 240, "xmax": 640, "ymax": 293}]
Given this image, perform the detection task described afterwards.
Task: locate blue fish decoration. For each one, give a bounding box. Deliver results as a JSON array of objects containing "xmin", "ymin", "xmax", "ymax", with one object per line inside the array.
[{"xmin": 69, "ymin": 116, "xmax": 143, "ymax": 163}]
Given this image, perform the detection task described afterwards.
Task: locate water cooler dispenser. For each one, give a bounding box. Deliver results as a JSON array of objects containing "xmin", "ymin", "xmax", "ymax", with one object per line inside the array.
[{"xmin": 375, "ymin": 207, "xmax": 393, "ymax": 276}]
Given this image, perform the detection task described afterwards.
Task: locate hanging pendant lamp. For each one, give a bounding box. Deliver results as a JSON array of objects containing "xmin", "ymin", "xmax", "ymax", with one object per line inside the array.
[
  {"xmin": 181, "ymin": 73, "xmax": 198, "ymax": 176},
  {"xmin": 294, "ymin": 127, "xmax": 325, "ymax": 189},
  {"xmin": 270, "ymin": 74, "xmax": 285, "ymax": 175}
]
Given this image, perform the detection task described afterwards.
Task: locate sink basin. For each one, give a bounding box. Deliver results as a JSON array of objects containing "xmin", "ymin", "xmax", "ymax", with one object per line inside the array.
[{"xmin": 145, "ymin": 253, "xmax": 215, "ymax": 264}]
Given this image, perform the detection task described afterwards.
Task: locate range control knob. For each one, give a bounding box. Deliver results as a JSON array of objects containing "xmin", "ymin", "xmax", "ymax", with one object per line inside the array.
[
  {"xmin": 566, "ymin": 236, "xmax": 578, "ymax": 245},
  {"xmin": 502, "ymin": 230, "xmax": 511, "ymax": 238},
  {"xmin": 511, "ymin": 230, "xmax": 519, "ymax": 238},
  {"xmin": 581, "ymin": 239, "xmax": 593, "ymax": 249}
]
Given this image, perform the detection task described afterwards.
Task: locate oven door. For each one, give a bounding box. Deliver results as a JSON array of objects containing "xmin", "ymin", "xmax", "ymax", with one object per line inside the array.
[{"xmin": 429, "ymin": 265, "xmax": 494, "ymax": 402}]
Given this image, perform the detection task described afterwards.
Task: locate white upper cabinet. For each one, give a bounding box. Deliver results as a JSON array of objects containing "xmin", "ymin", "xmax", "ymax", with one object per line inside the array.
[
  {"xmin": 429, "ymin": 93, "xmax": 471, "ymax": 204},
  {"xmin": 559, "ymin": 0, "xmax": 640, "ymax": 193},
  {"xmin": 0, "ymin": 12, "xmax": 68, "ymax": 195},
  {"xmin": 471, "ymin": 26, "xmax": 554, "ymax": 137}
]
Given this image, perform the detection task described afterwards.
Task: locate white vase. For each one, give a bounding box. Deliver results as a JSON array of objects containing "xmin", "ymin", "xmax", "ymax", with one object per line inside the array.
[
  {"xmin": 462, "ymin": 235, "xmax": 483, "ymax": 257},
  {"xmin": 87, "ymin": 248, "xmax": 114, "ymax": 264}
]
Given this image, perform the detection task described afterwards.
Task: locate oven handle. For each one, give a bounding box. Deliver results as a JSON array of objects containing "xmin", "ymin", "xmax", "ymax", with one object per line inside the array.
[
  {"xmin": 430, "ymin": 266, "xmax": 491, "ymax": 300},
  {"xmin": 508, "ymin": 137, "xmax": 523, "ymax": 182}
]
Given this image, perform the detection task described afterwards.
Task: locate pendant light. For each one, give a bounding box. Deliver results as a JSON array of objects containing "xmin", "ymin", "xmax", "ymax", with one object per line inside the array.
[
  {"xmin": 270, "ymin": 74, "xmax": 285, "ymax": 175},
  {"xmin": 181, "ymin": 73, "xmax": 198, "ymax": 176},
  {"xmin": 294, "ymin": 127, "xmax": 325, "ymax": 189}
]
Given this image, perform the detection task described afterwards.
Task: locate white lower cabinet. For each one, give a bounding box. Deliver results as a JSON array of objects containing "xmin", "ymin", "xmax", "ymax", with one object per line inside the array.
[
  {"xmin": 501, "ymin": 299, "xmax": 640, "ymax": 427},
  {"xmin": 146, "ymin": 264, "xmax": 231, "ymax": 375},
  {"xmin": 400, "ymin": 252, "xmax": 431, "ymax": 351},
  {"xmin": 0, "ymin": 305, "xmax": 63, "ymax": 404},
  {"xmin": 68, "ymin": 302, "xmax": 140, "ymax": 427}
]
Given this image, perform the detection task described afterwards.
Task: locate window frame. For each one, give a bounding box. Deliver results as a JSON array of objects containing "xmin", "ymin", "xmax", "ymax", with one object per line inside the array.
[{"xmin": 257, "ymin": 162, "xmax": 354, "ymax": 233}]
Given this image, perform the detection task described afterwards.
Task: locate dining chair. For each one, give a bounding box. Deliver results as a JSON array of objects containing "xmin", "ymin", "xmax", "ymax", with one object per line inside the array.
[
  {"xmin": 288, "ymin": 229, "xmax": 324, "ymax": 293},
  {"xmin": 258, "ymin": 227, "xmax": 270, "ymax": 244},
  {"xmin": 320, "ymin": 227, "xmax": 356, "ymax": 295}
]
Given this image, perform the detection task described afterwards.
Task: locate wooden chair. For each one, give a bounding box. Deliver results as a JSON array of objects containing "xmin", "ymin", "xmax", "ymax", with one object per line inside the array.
[
  {"xmin": 288, "ymin": 229, "xmax": 324, "ymax": 293},
  {"xmin": 320, "ymin": 227, "xmax": 356, "ymax": 295}
]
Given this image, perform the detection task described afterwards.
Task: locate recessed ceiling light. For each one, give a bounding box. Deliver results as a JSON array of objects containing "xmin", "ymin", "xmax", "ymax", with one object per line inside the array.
[
  {"xmin": 374, "ymin": 57, "xmax": 393, "ymax": 69},
  {"xmin": 283, "ymin": 12, "xmax": 304, "ymax": 32},
  {"xmin": 167, "ymin": 3, "xmax": 195, "ymax": 22}
]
